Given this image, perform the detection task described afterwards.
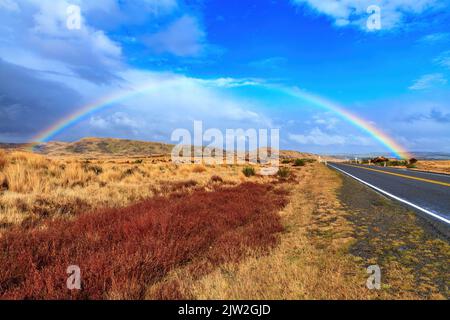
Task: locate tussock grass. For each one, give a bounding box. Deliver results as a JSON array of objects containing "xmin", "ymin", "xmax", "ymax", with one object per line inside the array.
[
  {"xmin": 0, "ymin": 150, "xmax": 6, "ymax": 170},
  {"xmin": 0, "ymin": 151, "xmax": 274, "ymax": 228},
  {"xmin": 191, "ymin": 164, "xmax": 207, "ymax": 173}
]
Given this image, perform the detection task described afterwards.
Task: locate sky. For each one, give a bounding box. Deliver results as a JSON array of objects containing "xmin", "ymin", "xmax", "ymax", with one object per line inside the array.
[{"xmin": 0, "ymin": 0, "xmax": 449, "ymax": 155}]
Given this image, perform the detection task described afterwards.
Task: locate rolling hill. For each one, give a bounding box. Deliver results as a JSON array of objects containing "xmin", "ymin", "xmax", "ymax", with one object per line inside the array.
[
  {"xmin": 32, "ymin": 138, "xmax": 175, "ymax": 157},
  {"xmin": 2, "ymin": 137, "xmax": 319, "ymax": 160}
]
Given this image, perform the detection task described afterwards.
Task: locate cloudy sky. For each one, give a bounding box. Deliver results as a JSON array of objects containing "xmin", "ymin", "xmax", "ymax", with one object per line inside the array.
[{"xmin": 0, "ymin": 0, "xmax": 449, "ymax": 154}]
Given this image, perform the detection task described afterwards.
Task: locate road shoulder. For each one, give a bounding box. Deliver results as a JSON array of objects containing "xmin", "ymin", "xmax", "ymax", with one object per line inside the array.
[{"xmin": 339, "ymin": 173, "xmax": 450, "ymax": 299}]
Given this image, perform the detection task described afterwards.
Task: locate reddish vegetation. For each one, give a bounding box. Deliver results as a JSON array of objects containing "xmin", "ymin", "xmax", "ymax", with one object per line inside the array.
[{"xmin": 0, "ymin": 183, "xmax": 288, "ymax": 300}]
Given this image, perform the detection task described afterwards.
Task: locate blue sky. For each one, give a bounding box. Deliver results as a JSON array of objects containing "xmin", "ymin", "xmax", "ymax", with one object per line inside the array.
[{"xmin": 0, "ymin": 0, "xmax": 450, "ymax": 154}]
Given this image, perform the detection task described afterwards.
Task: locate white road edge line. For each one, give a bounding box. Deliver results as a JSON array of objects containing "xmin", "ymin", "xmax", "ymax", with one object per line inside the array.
[{"xmin": 328, "ymin": 164, "xmax": 450, "ymax": 226}]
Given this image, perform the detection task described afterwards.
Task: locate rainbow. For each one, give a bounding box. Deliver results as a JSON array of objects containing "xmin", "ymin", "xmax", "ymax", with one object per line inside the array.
[
  {"xmin": 280, "ymin": 86, "xmax": 413, "ymax": 159},
  {"xmin": 30, "ymin": 82, "xmax": 413, "ymax": 159},
  {"xmin": 31, "ymin": 82, "xmax": 159, "ymax": 144}
]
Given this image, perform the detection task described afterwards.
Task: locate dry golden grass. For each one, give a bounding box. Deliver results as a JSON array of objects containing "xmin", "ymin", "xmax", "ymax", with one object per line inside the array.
[
  {"xmin": 0, "ymin": 150, "xmax": 6, "ymax": 170},
  {"xmin": 191, "ymin": 164, "xmax": 207, "ymax": 173},
  {"xmin": 0, "ymin": 150, "xmax": 274, "ymax": 228},
  {"xmin": 413, "ymin": 160, "xmax": 450, "ymax": 174}
]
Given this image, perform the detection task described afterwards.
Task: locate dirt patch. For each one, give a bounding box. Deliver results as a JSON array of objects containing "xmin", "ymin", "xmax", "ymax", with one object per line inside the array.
[
  {"xmin": 0, "ymin": 183, "xmax": 287, "ymax": 300},
  {"xmin": 339, "ymin": 174, "xmax": 450, "ymax": 299}
]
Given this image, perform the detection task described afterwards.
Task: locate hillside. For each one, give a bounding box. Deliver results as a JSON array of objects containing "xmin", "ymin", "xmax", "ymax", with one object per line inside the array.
[
  {"xmin": 33, "ymin": 138, "xmax": 175, "ymax": 157},
  {"xmin": 1, "ymin": 138, "xmax": 322, "ymax": 160},
  {"xmin": 279, "ymin": 149, "xmax": 319, "ymax": 160},
  {"xmin": 0, "ymin": 143, "xmax": 30, "ymax": 150}
]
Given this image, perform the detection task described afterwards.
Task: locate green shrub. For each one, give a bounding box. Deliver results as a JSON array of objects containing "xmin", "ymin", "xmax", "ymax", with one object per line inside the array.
[
  {"xmin": 293, "ymin": 159, "xmax": 306, "ymax": 167},
  {"xmin": 281, "ymin": 159, "xmax": 292, "ymax": 164},
  {"xmin": 406, "ymin": 164, "xmax": 417, "ymax": 169},
  {"xmin": 389, "ymin": 160, "xmax": 407, "ymax": 167},
  {"xmin": 277, "ymin": 167, "xmax": 290, "ymax": 178},
  {"xmin": 242, "ymin": 166, "xmax": 256, "ymax": 177}
]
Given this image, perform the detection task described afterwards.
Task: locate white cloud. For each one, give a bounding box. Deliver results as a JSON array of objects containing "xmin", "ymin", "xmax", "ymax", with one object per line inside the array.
[
  {"xmin": 89, "ymin": 112, "xmax": 144, "ymax": 136},
  {"xmin": 289, "ymin": 128, "xmax": 347, "ymax": 146},
  {"xmin": 145, "ymin": 15, "xmax": 205, "ymax": 56},
  {"xmin": 292, "ymin": 0, "xmax": 440, "ymax": 30},
  {"xmin": 0, "ymin": 1, "xmax": 181, "ymax": 83},
  {"xmin": 114, "ymin": 69, "xmax": 271, "ymax": 126},
  {"xmin": 0, "ymin": 1, "xmax": 273, "ymax": 142},
  {"xmin": 419, "ymin": 32, "xmax": 450, "ymax": 43},
  {"xmin": 75, "ymin": 70, "xmax": 272, "ymax": 141},
  {"xmin": 409, "ymin": 73, "xmax": 447, "ymax": 90},
  {"xmin": 0, "ymin": 0, "xmax": 124, "ymax": 83},
  {"xmin": 434, "ymin": 51, "xmax": 450, "ymax": 69},
  {"xmin": 312, "ymin": 114, "xmax": 340, "ymax": 129},
  {"xmin": 199, "ymin": 77, "xmax": 261, "ymax": 88},
  {"xmin": 289, "ymin": 127, "xmax": 376, "ymax": 147},
  {"xmin": 0, "ymin": 0, "xmax": 19, "ymax": 12},
  {"xmin": 0, "ymin": 54, "xmax": 273, "ymax": 142},
  {"xmin": 90, "ymin": 112, "xmax": 142, "ymax": 130}
]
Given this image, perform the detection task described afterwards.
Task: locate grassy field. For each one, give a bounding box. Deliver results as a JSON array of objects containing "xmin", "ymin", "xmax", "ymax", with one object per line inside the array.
[
  {"xmin": 0, "ymin": 148, "xmax": 448, "ymax": 299},
  {"xmin": 0, "ymin": 149, "xmax": 273, "ymax": 228},
  {"xmin": 413, "ymin": 160, "xmax": 450, "ymax": 174}
]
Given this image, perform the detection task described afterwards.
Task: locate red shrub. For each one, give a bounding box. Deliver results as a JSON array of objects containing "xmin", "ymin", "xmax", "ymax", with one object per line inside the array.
[{"xmin": 0, "ymin": 183, "xmax": 287, "ymax": 300}]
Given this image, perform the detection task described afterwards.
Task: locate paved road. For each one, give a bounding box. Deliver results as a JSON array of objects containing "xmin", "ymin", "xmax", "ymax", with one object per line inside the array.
[{"xmin": 328, "ymin": 162, "xmax": 450, "ymax": 226}]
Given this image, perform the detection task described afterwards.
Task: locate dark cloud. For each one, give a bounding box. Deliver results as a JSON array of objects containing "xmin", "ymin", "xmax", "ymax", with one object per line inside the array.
[
  {"xmin": 430, "ymin": 109, "xmax": 450, "ymax": 123},
  {"xmin": 0, "ymin": 59, "xmax": 81, "ymax": 142},
  {"xmin": 402, "ymin": 109, "xmax": 450, "ymax": 124}
]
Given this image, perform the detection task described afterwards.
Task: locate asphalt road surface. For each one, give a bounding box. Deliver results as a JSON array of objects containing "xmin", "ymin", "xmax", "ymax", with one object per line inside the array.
[{"xmin": 328, "ymin": 162, "xmax": 450, "ymax": 226}]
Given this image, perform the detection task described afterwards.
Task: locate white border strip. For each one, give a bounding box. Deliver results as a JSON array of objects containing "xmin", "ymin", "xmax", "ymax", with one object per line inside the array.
[{"xmin": 328, "ymin": 164, "xmax": 450, "ymax": 225}]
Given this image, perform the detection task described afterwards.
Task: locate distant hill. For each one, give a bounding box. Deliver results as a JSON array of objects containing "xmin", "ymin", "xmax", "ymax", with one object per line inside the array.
[
  {"xmin": 32, "ymin": 138, "xmax": 175, "ymax": 157},
  {"xmin": 329, "ymin": 152, "xmax": 450, "ymax": 160},
  {"xmin": 1, "ymin": 138, "xmax": 321, "ymax": 160},
  {"xmin": 407, "ymin": 152, "xmax": 450, "ymax": 160},
  {"xmin": 0, "ymin": 143, "xmax": 30, "ymax": 150}
]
